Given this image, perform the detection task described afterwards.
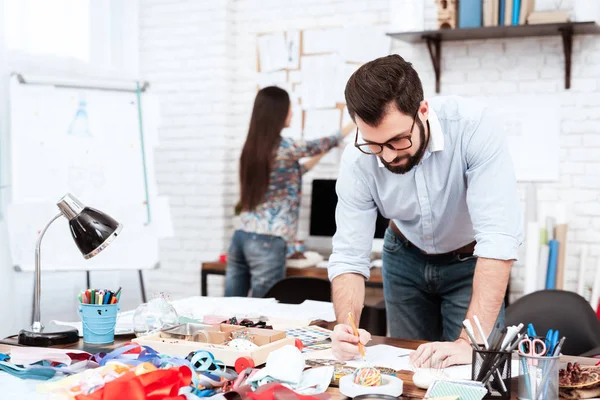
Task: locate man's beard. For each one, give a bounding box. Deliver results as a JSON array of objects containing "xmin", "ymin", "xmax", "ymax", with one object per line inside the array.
[{"xmin": 381, "ymin": 118, "xmax": 428, "ymax": 174}]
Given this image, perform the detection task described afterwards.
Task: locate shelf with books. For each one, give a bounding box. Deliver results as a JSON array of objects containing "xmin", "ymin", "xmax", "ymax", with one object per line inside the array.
[{"xmin": 387, "ymin": 21, "xmax": 600, "ymax": 93}]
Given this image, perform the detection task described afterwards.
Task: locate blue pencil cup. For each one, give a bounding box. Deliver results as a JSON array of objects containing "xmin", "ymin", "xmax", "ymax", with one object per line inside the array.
[{"xmin": 78, "ymin": 303, "xmax": 119, "ymax": 344}]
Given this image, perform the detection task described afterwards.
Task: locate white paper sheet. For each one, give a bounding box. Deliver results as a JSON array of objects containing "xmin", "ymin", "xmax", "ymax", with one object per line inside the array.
[
  {"xmin": 305, "ymin": 345, "xmax": 412, "ymax": 371},
  {"xmin": 9, "ymin": 347, "xmax": 91, "ymax": 366},
  {"xmin": 285, "ymin": 30, "xmax": 301, "ymax": 69},
  {"xmin": 300, "ymin": 55, "xmax": 339, "ymax": 109},
  {"xmin": 303, "ymin": 109, "xmax": 341, "ymax": 140},
  {"xmin": 302, "ymin": 28, "xmax": 344, "ymax": 54},
  {"xmin": 171, "ymin": 297, "xmax": 337, "ymax": 323},
  {"xmin": 305, "ymin": 345, "xmax": 521, "ymax": 380},
  {"xmin": 296, "ymin": 300, "xmax": 336, "ymax": 322},
  {"xmin": 258, "ymin": 33, "xmax": 288, "ymax": 72},
  {"xmin": 348, "ymin": 345, "xmax": 412, "ymax": 370}
]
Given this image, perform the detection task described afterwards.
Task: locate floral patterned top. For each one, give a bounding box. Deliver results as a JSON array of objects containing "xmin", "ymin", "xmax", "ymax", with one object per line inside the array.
[{"xmin": 238, "ymin": 134, "xmax": 341, "ymax": 254}]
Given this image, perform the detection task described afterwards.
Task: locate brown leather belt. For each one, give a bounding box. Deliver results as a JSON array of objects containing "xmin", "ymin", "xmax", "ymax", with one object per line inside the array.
[{"xmin": 389, "ymin": 221, "xmax": 476, "ymax": 259}]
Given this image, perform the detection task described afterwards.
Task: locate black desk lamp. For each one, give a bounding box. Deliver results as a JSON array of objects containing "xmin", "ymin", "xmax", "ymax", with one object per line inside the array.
[{"xmin": 18, "ymin": 193, "xmax": 123, "ymax": 346}]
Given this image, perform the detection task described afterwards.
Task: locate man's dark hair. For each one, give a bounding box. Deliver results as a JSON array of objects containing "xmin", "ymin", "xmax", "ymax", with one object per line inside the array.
[{"xmin": 345, "ymin": 54, "xmax": 424, "ymax": 126}]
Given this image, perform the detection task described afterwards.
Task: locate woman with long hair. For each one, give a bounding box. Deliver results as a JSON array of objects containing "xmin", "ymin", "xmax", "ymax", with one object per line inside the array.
[{"xmin": 225, "ymin": 86, "xmax": 354, "ymax": 298}]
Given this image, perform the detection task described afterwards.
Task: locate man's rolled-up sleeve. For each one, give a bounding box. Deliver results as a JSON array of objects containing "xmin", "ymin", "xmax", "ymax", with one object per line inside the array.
[
  {"xmin": 465, "ymin": 108, "xmax": 524, "ymax": 261},
  {"xmin": 328, "ymin": 150, "xmax": 377, "ymax": 281}
]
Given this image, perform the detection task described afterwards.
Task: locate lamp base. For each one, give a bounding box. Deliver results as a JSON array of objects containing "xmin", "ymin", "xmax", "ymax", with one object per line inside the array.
[{"xmin": 18, "ymin": 322, "xmax": 79, "ymax": 346}]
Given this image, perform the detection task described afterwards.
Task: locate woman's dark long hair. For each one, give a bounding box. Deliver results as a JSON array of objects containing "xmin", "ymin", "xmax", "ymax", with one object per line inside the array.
[{"xmin": 239, "ymin": 86, "xmax": 290, "ymax": 212}]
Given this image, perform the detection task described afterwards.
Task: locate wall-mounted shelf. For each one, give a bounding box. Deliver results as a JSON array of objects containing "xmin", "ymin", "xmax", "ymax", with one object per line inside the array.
[{"xmin": 387, "ymin": 21, "xmax": 600, "ymax": 93}]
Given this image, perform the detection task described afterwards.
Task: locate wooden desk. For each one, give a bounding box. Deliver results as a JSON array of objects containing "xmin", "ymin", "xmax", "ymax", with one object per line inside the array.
[
  {"xmin": 2, "ymin": 335, "xmax": 595, "ymax": 399},
  {"xmin": 201, "ymin": 261, "xmax": 383, "ymax": 296}
]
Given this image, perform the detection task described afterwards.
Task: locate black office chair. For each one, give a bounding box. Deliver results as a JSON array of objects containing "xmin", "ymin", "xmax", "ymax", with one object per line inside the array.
[
  {"xmin": 263, "ymin": 277, "xmax": 331, "ymax": 304},
  {"xmin": 505, "ymin": 290, "xmax": 600, "ymax": 356}
]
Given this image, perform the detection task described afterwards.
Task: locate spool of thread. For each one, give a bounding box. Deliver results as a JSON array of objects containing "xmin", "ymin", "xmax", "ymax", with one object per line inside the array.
[
  {"xmin": 354, "ymin": 367, "xmax": 383, "ymax": 387},
  {"xmin": 339, "ymin": 374, "xmax": 403, "ymax": 398}
]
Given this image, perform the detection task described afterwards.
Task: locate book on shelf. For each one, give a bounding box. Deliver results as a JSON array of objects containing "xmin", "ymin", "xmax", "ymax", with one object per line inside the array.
[{"xmin": 527, "ymin": 10, "xmax": 570, "ymax": 24}]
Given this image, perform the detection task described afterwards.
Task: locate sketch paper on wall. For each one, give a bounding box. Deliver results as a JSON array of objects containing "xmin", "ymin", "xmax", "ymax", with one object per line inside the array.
[
  {"xmin": 258, "ymin": 33, "xmax": 288, "ymax": 72},
  {"xmin": 300, "ymin": 54, "xmax": 339, "ymax": 109},
  {"xmin": 285, "ymin": 30, "xmax": 301, "ymax": 69}
]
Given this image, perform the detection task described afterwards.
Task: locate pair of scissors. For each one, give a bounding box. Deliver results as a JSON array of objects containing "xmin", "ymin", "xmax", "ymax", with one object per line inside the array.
[
  {"xmin": 544, "ymin": 329, "xmax": 559, "ymax": 356},
  {"xmin": 519, "ymin": 337, "xmax": 547, "ymax": 365}
]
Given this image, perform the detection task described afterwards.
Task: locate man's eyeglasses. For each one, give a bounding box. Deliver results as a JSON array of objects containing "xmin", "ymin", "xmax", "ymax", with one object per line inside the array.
[{"xmin": 354, "ymin": 109, "xmax": 419, "ymax": 155}]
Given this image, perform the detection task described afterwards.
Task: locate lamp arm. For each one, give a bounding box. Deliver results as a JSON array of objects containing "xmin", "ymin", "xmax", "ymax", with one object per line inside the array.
[{"xmin": 32, "ymin": 212, "xmax": 64, "ymax": 331}]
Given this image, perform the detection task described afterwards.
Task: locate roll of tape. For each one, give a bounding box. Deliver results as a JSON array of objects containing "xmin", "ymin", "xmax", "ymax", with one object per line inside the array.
[{"xmin": 339, "ymin": 374, "xmax": 403, "ymax": 398}]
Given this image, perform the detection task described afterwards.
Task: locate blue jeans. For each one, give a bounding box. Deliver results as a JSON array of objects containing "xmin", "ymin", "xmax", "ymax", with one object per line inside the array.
[
  {"xmin": 382, "ymin": 227, "xmax": 504, "ymax": 341},
  {"xmin": 224, "ymin": 230, "xmax": 286, "ymax": 298}
]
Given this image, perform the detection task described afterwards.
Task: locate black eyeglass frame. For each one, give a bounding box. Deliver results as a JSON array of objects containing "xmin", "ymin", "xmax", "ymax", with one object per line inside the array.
[{"xmin": 354, "ymin": 108, "xmax": 420, "ymax": 155}]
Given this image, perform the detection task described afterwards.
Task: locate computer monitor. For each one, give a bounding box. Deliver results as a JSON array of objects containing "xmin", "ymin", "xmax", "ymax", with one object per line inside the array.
[{"xmin": 309, "ymin": 179, "xmax": 388, "ymax": 252}]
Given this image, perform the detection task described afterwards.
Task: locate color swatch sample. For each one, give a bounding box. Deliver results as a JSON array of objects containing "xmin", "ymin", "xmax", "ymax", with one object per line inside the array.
[{"xmin": 285, "ymin": 326, "xmax": 332, "ymax": 344}]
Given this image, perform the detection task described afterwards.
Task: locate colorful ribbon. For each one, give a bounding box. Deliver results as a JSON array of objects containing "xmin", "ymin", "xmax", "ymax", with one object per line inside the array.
[
  {"xmin": 90, "ymin": 345, "xmax": 235, "ymax": 397},
  {"xmin": 75, "ymin": 365, "xmax": 193, "ymax": 400}
]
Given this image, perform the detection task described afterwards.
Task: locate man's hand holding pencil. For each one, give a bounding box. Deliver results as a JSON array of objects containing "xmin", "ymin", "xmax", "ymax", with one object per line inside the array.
[{"xmin": 330, "ymin": 312, "xmax": 372, "ymax": 361}]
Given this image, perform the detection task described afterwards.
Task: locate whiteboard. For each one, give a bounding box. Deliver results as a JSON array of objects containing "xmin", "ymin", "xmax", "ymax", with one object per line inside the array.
[
  {"xmin": 471, "ymin": 95, "xmax": 560, "ymax": 182},
  {"xmin": 5, "ymin": 77, "xmax": 169, "ymax": 271}
]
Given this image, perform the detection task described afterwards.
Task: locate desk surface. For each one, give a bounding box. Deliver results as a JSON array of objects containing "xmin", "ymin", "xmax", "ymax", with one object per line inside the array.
[
  {"xmin": 1, "ymin": 335, "xmax": 596, "ymax": 399},
  {"xmin": 202, "ymin": 261, "xmax": 383, "ymax": 284}
]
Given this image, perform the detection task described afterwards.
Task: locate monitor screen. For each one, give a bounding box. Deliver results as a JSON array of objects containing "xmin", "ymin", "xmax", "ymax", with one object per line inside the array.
[{"xmin": 309, "ymin": 179, "xmax": 388, "ymax": 238}]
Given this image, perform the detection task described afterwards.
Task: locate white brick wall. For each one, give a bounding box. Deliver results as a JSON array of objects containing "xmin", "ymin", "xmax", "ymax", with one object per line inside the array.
[
  {"xmin": 139, "ymin": 0, "xmax": 235, "ymax": 297},
  {"xmin": 139, "ymin": 0, "xmax": 600, "ymax": 303}
]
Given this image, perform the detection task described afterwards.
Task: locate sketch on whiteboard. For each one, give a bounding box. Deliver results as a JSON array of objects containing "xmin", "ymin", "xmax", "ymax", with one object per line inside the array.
[
  {"xmin": 6, "ymin": 77, "xmax": 169, "ymax": 272},
  {"xmin": 67, "ymin": 93, "xmax": 91, "ymax": 136}
]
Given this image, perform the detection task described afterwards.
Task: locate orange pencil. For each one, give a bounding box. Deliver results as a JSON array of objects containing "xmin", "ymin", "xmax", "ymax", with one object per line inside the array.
[{"xmin": 348, "ymin": 312, "xmax": 365, "ymax": 359}]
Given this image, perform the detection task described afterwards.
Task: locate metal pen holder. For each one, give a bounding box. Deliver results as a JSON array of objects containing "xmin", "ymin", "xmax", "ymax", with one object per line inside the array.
[
  {"xmin": 518, "ymin": 354, "xmax": 559, "ymax": 400},
  {"xmin": 471, "ymin": 347, "xmax": 512, "ymax": 399}
]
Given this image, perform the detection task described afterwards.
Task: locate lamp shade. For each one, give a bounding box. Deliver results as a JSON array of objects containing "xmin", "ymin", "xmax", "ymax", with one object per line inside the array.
[{"xmin": 57, "ymin": 194, "xmax": 122, "ymax": 259}]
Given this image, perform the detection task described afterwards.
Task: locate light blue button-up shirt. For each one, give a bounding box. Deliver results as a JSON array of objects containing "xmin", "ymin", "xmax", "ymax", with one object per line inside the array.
[{"xmin": 328, "ymin": 95, "xmax": 524, "ymax": 281}]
